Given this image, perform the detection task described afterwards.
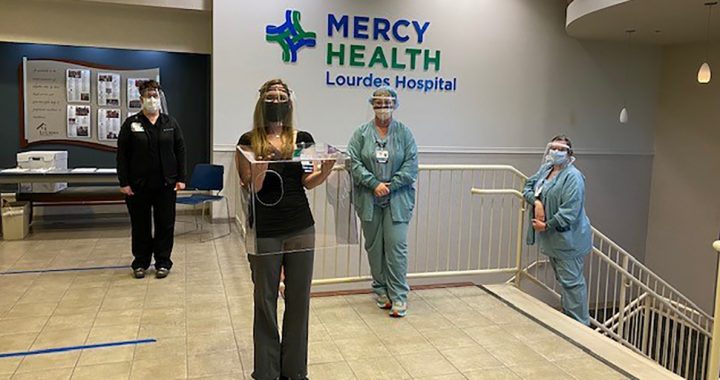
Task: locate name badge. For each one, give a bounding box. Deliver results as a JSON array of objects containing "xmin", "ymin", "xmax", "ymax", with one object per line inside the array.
[
  {"xmin": 301, "ymin": 161, "xmax": 314, "ymax": 173},
  {"xmin": 131, "ymin": 122, "xmax": 144, "ymax": 132},
  {"xmin": 375, "ymin": 149, "xmax": 389, "ymax": 164},
  {"xmin": 162, "ymin": 128, "xmax": 173, "ymax": 132}
]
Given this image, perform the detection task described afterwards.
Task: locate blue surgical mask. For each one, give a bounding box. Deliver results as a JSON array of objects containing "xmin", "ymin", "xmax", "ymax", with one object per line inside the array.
[{"xmin": 549, "ymin": 149, "xmax": 568, "ymax": 165}]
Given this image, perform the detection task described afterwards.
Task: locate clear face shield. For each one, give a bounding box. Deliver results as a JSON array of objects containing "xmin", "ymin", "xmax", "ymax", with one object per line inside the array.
[
  {"xmin": 367, "ymin": 94, "xmax": 396, "ymax": 123},
  {"xmin": 541, "ymin": 141, "xmax": 574, "ymax": 167},
  {"xmin": 158, "ymin": 88, "xmax": 169, "ymax": 114},
  {"xmin": 533, "ymin": 141, "xmax": 574, "ymax": 198},
  {"xmin": 262, "ymin": 85, "xmax": 293, "ymax": 129},
  {"xmin": 236, "ymin": 85, "xmax": 357, "ymax": 256}
]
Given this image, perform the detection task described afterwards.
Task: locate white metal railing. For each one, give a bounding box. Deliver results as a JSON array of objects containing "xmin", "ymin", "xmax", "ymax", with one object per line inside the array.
[
  {"xmin": 707, "ymin": 241, "xmax": 720, "ymax": 380},
  {"xmin": 306, "ymin": 165, "xmax": 529, "ymax": 285},
  {"xmin": 471, "ymin": 183, "xmax": 715, "ymax": 380},
  {"xmin": 234, "ymin": 163, "xmax": 717, "ymax": 379}
]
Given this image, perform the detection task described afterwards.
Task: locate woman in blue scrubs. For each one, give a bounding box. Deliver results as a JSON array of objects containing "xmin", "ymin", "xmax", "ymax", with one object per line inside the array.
[
  {"xmin": 523, "ymin": 135, "xmax": 592, "ymax": 325},
  {"xmin": 347, "ymin": 86, "xmax": 418, "ymax": 318}
]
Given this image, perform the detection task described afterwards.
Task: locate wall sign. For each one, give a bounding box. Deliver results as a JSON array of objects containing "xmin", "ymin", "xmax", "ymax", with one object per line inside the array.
[{"xmin": 265, "ymin": 9, "xmax": 457, "ymax": 93}]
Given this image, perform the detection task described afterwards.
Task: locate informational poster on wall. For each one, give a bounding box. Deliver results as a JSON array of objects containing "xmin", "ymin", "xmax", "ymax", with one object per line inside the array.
[
  {"xmin": 66, "ymin": 69, "xmax": 90, "ymax": 103},
  {"xmin": 22, "ymin": 58, "xmax": 159, "ymax": 150},
  {"xmin": 98, "ymin": 108, "xmax": 121, "ymax": 141},
  {"xmin": 67, "ymin": 105, "xmax": 91, "ymax": 138},
  {"xmin": 127, "ymin": 78, "xmax": 149, "ymax": 110},
  {"xmin": 97, "ymin": 73, "xmax": 120, "ymax": 106}
]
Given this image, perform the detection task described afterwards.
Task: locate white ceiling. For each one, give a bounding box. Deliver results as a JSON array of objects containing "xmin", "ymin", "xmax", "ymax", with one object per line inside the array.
[{"xmin": 567, "ymin": 0, "xmax": 720, "ymax": 44}]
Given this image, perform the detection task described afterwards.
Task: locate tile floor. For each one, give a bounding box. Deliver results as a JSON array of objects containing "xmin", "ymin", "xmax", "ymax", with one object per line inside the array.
[{"xmin": 0, "ymin": 223, "xmax": 628, "ymax": 379}]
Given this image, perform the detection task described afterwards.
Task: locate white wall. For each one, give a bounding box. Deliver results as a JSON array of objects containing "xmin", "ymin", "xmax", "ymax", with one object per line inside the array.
[
  {"xmin": 0, "ymin": 0, "xmax": 211, "ymax": 53},
  {"xmin": 213, "ymin": 0, "xmax": 661, "ymax": 259},
  {"xmin": 213, "ymin": 0, "xmax": 659, "ymax": 152},
  {"xmin": 645, "ymin": 42, "xmax": 720, "ymax": 313}
]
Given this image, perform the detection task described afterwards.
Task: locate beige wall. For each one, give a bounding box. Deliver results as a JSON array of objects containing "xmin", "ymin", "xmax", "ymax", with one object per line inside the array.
[
  {"xmin": 77, "ymin": 0, "xmax": 211, "ymax": 12},
  {"xmin": 645, "ymin": 42, "xmax": 720, "ymax": 313},
  {"xmin": 0, "ymin": 0, "xmax": 211, "ymax": 53}
]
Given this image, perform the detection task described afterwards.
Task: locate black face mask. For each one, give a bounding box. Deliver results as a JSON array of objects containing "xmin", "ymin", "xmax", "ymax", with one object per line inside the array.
[{"xmin": 264, "ymin": 102, "xmax": 290, "ymax": 123}]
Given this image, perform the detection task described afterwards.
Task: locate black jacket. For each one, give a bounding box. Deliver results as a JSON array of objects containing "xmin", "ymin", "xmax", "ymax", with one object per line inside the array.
[{"xmin": 116, "ymin": 112, "xmax": 186, "ymax": 188}]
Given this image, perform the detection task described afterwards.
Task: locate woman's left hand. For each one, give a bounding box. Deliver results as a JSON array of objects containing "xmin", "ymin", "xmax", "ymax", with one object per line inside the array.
[
  {"xmin": 320, "ymin": 159, "xmax": 335, "ymax": 174},
  {"xmin": 532, "ymin": 219, "xmax": 547, "ymax": 232}
]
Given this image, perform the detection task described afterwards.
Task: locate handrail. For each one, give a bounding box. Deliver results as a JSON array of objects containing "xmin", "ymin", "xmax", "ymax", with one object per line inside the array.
[
  {"xmin": 420, "ymin": 164, "xmax": 527, "ymax": 180},
  {"xmin": 587, "ymin": 248, "xmax": 709, "ymax": 335},
  {"xmin": 706, "ymin": 241, "xmax": 720, "ymax": 380},
  {"xmin": 602, "ymin": 293, "xmax": 648, "ymax": 329},
  {"xmin": 590, "ymin": 227, "xmax": 712, "ymax": 321},
  {"xmin": 471, "ymin": 188, "xmax": 525, "ymax": 198}
]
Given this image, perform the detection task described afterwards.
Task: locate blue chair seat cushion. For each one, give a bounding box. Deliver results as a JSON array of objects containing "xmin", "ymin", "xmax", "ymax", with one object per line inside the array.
[{"xmin": 176, "ymin": 194, "xmax": 224, "ymax": 205}]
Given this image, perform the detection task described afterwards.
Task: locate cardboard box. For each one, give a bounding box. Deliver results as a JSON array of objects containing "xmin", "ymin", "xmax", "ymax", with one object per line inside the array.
[{"xmin": 17, "ymin": 151, "xmax": 68, "ymax": 193}]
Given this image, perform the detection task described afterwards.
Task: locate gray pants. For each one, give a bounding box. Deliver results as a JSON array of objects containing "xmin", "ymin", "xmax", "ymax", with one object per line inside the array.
[{"xmin": 249, "ymin": 226, "xmax": 315, "ymax": 380}]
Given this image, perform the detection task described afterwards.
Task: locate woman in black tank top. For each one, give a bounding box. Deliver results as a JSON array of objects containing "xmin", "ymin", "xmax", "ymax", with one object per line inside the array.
[{"xmin": 235, "ymin": 79, "xmax": 333, "ymax": 380}]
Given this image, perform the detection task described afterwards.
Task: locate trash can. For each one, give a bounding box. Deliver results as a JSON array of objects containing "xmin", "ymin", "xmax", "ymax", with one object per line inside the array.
[{"xmin": 2, "ymin": 201, "xmax": 30, "ymax": 240}]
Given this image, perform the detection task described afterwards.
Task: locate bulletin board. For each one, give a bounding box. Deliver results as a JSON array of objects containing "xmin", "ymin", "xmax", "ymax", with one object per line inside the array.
[
  {"xmin": 0, "ymin": 41, "xmax": 211, "ymax": 178},
  {"xmin": 21, "ymin": 58, "xmax": 159, "ymax": 151}
]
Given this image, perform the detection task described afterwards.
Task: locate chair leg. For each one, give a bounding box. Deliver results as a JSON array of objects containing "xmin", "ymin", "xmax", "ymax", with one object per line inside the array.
[
  {"xmin": 175, "ymin": 203, "xmax": 200, "ymax": 237},
  {"xmin": 225, "ymin": 196, "xmax": 233, "ymax": 237},
  {"xmin": 200, "ymin": 203, "xmax": 206, "ymax": 232},
  {"xmin": 201, "ymin": 198, "xmax": 231, "ymax": 242},
  {"xmin": 193, "ymin": 204, "xmax": 199, "ymax": 230}
]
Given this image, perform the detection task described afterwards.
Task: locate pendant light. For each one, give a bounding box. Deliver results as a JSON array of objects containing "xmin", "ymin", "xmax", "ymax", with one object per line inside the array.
[
  {"xmin": 620, "ymin": 29, "xmax": 635, "ymax": 124},
  {"xmin": 698, "ymin": 2, "xmax": 716, "ymax": 84}
]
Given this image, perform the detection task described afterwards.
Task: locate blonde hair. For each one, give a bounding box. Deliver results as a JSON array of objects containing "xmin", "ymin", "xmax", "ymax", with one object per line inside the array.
[{"xmin": 250, "ymin": 79, "xmax": 295, "ymax": 160}]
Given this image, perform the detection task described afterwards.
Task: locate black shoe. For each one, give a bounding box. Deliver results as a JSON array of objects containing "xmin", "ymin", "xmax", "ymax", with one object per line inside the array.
[
  {"xmin": 156, "ymin": 268, "xmax": 170, "ymax": 279},
  {"xmin": 132, "ymin": 268, "xmax": 145, "ymax": 279}
]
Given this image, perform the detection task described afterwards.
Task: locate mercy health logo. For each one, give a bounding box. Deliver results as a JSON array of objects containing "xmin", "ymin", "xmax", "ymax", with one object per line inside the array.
[
  {"xmin": 265, "ymin": 9, "xmax": 457, "ymax": 93},
  {"xmin": 265, "ymin": 10, "xmax": 317, "ymax": 63}
]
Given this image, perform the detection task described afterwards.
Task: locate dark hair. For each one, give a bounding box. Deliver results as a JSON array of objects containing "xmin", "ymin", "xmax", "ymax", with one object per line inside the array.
[
  {"xmin": 551, "ymin": 134, "xmax": 573, "ymax": 155},
  {"xmin": 139, "ymin": 80, "xmax": 161, "ymax": 96}
]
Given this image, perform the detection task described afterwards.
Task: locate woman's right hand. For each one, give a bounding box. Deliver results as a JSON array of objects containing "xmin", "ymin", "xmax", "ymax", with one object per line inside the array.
[
  {"xmin": 120, "ymin": 186, "xmax": 134, "ymax": 196},
  {"xmin": 534, "ymin": 200, "xmax": 545, "ymax": 222},
  {"xmin": 374, "ymin": 183, "xmax": 390, "ymax": 197}
]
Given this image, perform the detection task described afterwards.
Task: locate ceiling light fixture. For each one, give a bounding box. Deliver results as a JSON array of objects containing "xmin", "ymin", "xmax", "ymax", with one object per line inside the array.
[
  {"xmin": 620, "ymin": 29, "xmax": 635, "ymax": 124},
  {"xmin": 698, "ymin": 2, "xmax": 717, "ymax": 84}
]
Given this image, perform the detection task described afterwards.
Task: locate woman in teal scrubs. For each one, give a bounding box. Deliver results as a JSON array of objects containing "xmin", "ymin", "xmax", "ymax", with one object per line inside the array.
[
  {"xmin": 347, "ymin": 86, "xmax": 418, "ymax": 318},
  {"xmin": 523, "ymin": 135, "xmax": 592, "ymax": 325}
]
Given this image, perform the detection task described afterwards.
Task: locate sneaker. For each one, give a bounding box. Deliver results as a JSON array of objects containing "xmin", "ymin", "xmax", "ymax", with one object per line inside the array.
[
  {"xmin": 279, "ymin": 281, "xmax": 286, "ymax": 299},
  {"xmin": 390, "ymin": 301, "xmax": 407, "ymax": 318},
  {"xmin": 132, "ymin": 268, "xmax": 145, "ymax": 279},
  {"xmin": 376, "ymin": 294, "xmax": 392, "ymax": 310},
  {"xmin": 156, "ymin": 268, "xmax": 170, "ymax": 279}
]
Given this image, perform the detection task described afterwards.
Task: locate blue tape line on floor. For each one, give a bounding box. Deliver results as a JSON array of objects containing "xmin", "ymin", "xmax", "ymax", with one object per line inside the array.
[
  {"xmin": 0, "ymin": 338, "xmax": 157, "ymax": 359},
  {"xmin": 0, "ymin": 265, "xmax": 129, "ymax": 275}
]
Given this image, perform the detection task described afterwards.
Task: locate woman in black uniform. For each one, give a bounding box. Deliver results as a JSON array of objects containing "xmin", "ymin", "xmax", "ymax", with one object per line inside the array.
[
  {"xmin": 117, "ymin": 80, "xmax": 186, "ymax": 280},
  {"xmin": 236, "ymin": 79, "xmax": 333, "ymax": 380}
]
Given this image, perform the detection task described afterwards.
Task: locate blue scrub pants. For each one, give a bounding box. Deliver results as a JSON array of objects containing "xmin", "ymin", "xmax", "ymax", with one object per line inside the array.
[
  {"xmin": 549, "ymin": 256, "xmax": 590, "ymax": 326},
  {"xmin": 361, "ymin": 206, "xmax": 410, "ymax": 304}
]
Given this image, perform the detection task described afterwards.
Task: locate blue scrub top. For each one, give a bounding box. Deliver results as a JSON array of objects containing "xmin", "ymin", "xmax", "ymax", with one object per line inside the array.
[{"xmin": 522, "ymin": 163, "xmax": 592, "ymax": 259}]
